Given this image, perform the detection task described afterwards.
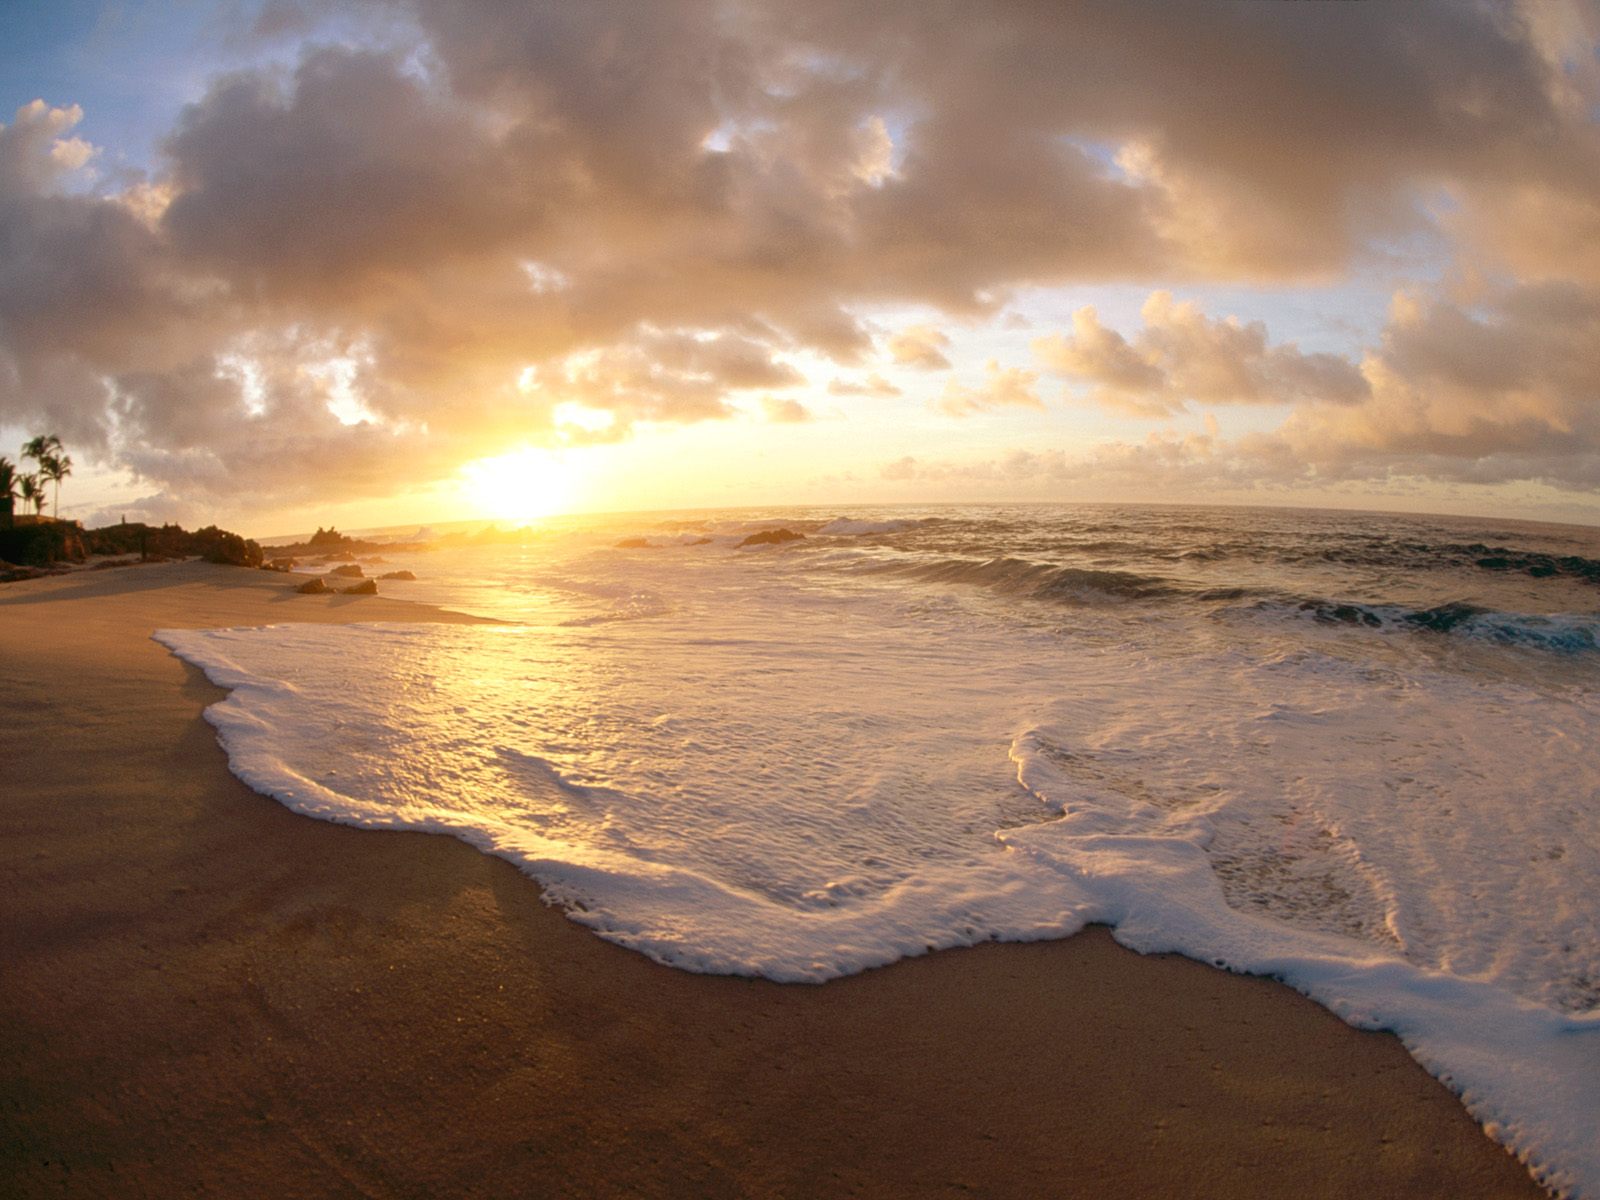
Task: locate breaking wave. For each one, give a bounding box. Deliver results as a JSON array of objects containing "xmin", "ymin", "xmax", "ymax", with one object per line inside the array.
[
  {"xmin": 865, "ymin": 555, "xmax": 1184, "ymax": 604},
  {"xmin": 1251, "ymin": 598, "xmax": 1600, "ymax": 653}
]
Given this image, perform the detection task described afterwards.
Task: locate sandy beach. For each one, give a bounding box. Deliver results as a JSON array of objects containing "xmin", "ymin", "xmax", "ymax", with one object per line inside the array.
[{"xmin": 0, "ymin": 561, "xmax": 1545, "ymax": 1198}]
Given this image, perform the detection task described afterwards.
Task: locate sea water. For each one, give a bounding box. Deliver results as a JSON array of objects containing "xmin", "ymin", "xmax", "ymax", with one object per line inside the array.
[{"xmin": 156, "ymin": 504, "xmax": 1600, "ymax": 1196}]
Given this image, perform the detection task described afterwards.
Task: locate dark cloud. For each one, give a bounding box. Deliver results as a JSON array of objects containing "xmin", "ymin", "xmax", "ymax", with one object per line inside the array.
[
  {"xmin": 0, "ymin": 102, "xmax": 201, "ymax": 447},
  {"xmin": 160, "ymin": 48, "xmax": 541, "ymax": 298}
]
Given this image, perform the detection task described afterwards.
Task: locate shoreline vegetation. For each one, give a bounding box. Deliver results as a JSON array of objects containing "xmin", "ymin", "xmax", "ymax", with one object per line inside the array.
[
  {"xmin": 0, "ymin": 432, "xmax": 270, "ymax": 582},
  {"xmin": 0, "ymin": 508, "xmax": 552, "ymax": 593},
  {"xmin": 0, "ymin": 561, "xmax": 1549, "ymax": 1197}
]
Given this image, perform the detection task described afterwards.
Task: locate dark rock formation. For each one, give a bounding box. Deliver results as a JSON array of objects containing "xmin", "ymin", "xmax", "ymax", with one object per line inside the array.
[
  {"xmin": 329, "ymin": 564, "xmax": 365, "ymax": 578},
  {"xmin": 341, "ymin": 579, "xmax": 379, "ymax": 595},
  {"xmin": 296, "ymin": 577, "xmax": 329, "ymax": 594},
  {"xmin": 379, "ymin": 570, "xmax": 416, "ymax": 581},
  {"xmin": 0, "ymin": 520, "xmax": 86, "ymax": 566},
  {"xmin": 195, "ymin": 526, "xmax": 264, "ymax": 568},
  {"xmin": 308, "ymin": 526, "xmax": 351, "ymax": 548},
  {"xmin": 84, "ymin": 520, "xmax": 262, "ymax": 567}
]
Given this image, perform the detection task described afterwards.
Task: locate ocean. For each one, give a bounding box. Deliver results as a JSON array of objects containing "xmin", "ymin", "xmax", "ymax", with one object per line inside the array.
[{"xmin": 157, "ymin": 503, "xmax": 1600, "ymax": 1196}]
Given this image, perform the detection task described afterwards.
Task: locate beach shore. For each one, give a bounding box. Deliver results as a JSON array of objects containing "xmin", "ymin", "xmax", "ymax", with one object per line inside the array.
[{"xmin": 0, "ymin": 562, "xmax": 1544, "ymax": 1198}]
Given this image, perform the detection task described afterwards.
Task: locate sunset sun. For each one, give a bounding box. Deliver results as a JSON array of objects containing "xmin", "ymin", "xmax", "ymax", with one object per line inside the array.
[{"xmin": 462, "ymin": 446, "xmax": 582, "ymax": 523}]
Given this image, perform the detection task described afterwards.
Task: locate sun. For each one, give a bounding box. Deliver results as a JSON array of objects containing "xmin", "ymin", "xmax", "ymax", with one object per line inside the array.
[{"xmin": 462, "ymin": 447, "xmax": 583, "ymax": 522}]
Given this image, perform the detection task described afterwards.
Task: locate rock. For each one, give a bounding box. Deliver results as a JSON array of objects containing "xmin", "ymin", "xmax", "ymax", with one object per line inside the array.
[
  {"xmin": 296, "ymin": 577, "xmax": 329, "ymax": 594},
  {"xmin": 341, "ymin": 578, "xmax": 379, "ymax": 595},
  {"xmin": 329, "ymin": 563, "xmax": 364, "ymax": 578},
  {"xmin": 0, "ymin": 560, "xmax": 50, "ymax": 583},
  {"xmin": 195, "ymin": 526, "xmax": 265, "ymax": 568},
  {"xmin": 263, "ymin": 557, "xmax": 297, "ymax": 572},
  {"xmin": 379, "ymin": 570, "xmax": 416, "ymax": 581},
  {"xmin": 615, "ymin": 537, "xmax": 652, "ymax": 549},
  {"xmin": 737, "ymin": 528, "xmax": 804, "ymax": 548},
  {"xmin": 0, "ymin": 521, "xmax": 87, "ymax": 566}
]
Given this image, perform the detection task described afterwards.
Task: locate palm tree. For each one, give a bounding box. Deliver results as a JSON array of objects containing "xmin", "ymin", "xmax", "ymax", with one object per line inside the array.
[
  {"xmin": 20, "ymin": 473, "xmax": 45, "ymax": 516},
  {"xmin": 21, "ymin": 434, "xmax": 61, "ymax": 469},
  {"xmin": 0, "ymin": 457, "xmax": 15, "ymax": 529},
  {"xmin": 22, "ymin": 436, "xmax": 59, "ymax": 517},
  {"xmin": 39, "ymin": 452, "xmax": 72, "ymax": 519}
]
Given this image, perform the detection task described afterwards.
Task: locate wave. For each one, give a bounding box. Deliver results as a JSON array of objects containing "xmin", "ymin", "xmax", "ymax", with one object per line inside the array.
[
  {"xmin": 613, "ymin": 532, "xmax": 716, "ymax": 549},
  {"xmin": 1455, "ymin": 543, "xmax": 1600, "ymax": 584},
  {"xmin": 817, "ymin": 517, "xmax": 920, "ymax": 536},
  {"xmin": 1251, "ymin": 598, "xmax": 1600, "ymax": 652},
  {"xmin": 1163, "ymin": 536, "xmax": 1600, "ymax": 584},
  {"xmin": 875, "ymin": 555, "xmax": 1182, "ymax": 605}
]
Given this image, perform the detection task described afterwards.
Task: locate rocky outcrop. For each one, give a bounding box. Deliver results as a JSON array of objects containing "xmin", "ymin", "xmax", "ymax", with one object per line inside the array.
[
  {"xmin": 341, "ymin": 579, "xmax": 379, "ymax": 595},
  {"xmin": 296, "ymin": 577, "xmax": 329, "ymax": 594},
  {"xmin": 307, "ymin": 526, "xmax": 351, "ymax": 549},
  {"xmin": 0, "ymin": 520, "xmax": 87, "ymax": 566},
  {"xmin": 379, "ymin": 570, "xmax": 416, "ymax": 581},
  {"xmin": 195, "ymin": 527, "xmax": 264, "ymax": 568},
  {"xmin": 85, "ymin": 521, "xmax": 262, "ymax": 567},
  {"xmin": 329, "ymin": 564, "xmax": 364, "ymax": 578}
]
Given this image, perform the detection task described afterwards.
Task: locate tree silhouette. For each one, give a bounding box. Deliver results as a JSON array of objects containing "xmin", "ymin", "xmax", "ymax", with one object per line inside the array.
[
  {"xmin": 21, "ymin": 434, "xmax": 61, "ymax": 467},
  {"xmin": 23, "ymin": 436, "xmax": 71, "ymax": 520},
  {"xmin": 20, "ymin": 474, "xmax": 45, "ymax": 516},
  {"xmin": 0, "ymin": 458, "xmax": 15, "ymax": 529},
  {"xmin": 40, "ymin": 452, "xmax": 72, "ymax": 519}
]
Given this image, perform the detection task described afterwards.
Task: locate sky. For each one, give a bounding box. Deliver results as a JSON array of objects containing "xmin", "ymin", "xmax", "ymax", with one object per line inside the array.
[{"xmin": 2, "ymin": 0, "xmax": 1600, "ymax": 536}]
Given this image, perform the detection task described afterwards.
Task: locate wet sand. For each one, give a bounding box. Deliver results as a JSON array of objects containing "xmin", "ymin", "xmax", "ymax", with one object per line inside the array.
[{"xmin": 0, "ymin": 561, "xmax": 1545, "ymax": 1197}]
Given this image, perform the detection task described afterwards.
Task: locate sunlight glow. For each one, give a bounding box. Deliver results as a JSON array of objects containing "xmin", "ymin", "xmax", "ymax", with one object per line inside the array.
[
  {"xmin": 553, "ymin": 401, "xmax": 616, "ymax": 434},
  {"xmin": 462, "ymin": 446, "xmax": 584, "ymax": 522}
]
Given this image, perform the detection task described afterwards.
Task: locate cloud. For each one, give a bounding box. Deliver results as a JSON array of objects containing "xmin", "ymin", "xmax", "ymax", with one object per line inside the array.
[
  {"xmin": 760, "ymin": 396, "xmax": 812, "ymax": 423},
  {"xmin": 899, "ymin": 280, "xmax": 1600, "ymax": 494},
  {"xmin": 529, "ymin": 330, "xmax": 807, "ymax": 432},
  {"xmin": 1032, "ymin": 309, "xmax": 1165, "ymax": 408},
  {"xmin": 937, "ymin": 360, "xmax": 1044, "ymax": 417},
  {"xmin": 1, "ymin": 100, "xmax": 92, "ymax": 194},
  {"xmin": 1, "ymin": 1, "xmax": 1597, "ymax": 513},
  {"xmin": 1273, "ymin": 282, "xmax": 1600, "ymax": 488},
  {"xmin": 1034, "ymin": 292, "xmax": 1370, "ymax": 417},
  {"xmin": 827, "ymin": 372, "xmax": 901, "ymax": 397},
  {"xmin": 886, "ymin": 324, "xmax": 952, "ymax": 369}
]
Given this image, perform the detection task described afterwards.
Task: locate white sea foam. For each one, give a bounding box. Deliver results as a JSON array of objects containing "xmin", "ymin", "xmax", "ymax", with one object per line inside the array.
[{"xmin": 156, "ymin": 505, "xmax": 1600, "ymax": 1196}]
